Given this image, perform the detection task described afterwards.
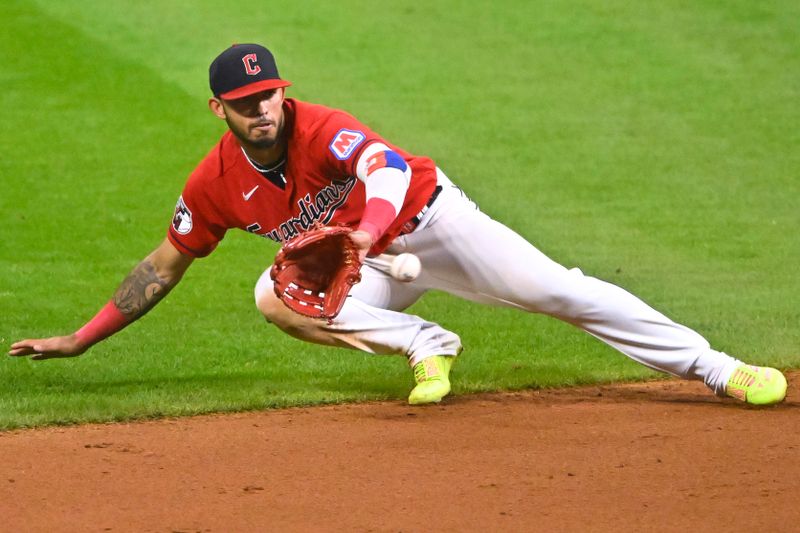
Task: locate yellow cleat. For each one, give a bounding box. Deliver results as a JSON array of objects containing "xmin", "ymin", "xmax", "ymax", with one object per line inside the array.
[
  {"xmin": 725, "ymin": 365, "xmax": 787, "ymax": 405},
  {"xmin": 408, "ymin": 355, "xmax": 455, "ymax": 405}
]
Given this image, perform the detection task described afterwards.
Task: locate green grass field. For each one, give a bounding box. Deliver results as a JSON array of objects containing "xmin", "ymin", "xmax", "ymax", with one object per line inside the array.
[{"xmin": 2, "ymin": 0, "xmax": 798, "ymax": 430}]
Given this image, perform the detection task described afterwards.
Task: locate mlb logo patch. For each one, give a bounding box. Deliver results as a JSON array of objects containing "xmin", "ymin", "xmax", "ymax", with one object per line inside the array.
[
  {"xmin": 329, "ymin": 129, "xmax": 366, "ymax": 160},
  {"xmin": 172, "ymin": 196, "xmax": 193, "ymax": 235}
]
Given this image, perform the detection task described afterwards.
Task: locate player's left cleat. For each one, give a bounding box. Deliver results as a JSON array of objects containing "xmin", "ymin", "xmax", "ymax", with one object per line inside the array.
[
  {"xmin": 725, "ymin": 364, "xmax": 787, "ymax": 405},
  {"xmin": 408, "ymin": 355, "xmax": 455, "ymax": 405}
]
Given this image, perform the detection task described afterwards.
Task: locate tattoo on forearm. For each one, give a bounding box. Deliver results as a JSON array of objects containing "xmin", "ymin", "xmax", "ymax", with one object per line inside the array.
[{"xmin": 113, "ymin": 260, "xmax": 171, "ymax": 318}]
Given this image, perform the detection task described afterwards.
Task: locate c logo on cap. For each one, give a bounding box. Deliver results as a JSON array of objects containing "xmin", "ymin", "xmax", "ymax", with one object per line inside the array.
[{"xmin": 242, "ymin": 54, "xmax": 261, "ymax": 76}]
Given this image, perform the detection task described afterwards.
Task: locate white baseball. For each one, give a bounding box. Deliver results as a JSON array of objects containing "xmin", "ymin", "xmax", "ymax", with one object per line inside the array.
[{"xmin": 390, "ymin": 253, "xmax": 421, "ymax": 282}]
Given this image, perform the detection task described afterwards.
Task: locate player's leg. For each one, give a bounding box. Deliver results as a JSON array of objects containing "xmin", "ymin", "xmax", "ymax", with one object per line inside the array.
[
  {"xmin": 254, "ymin": 262, "xmax": 460, "ymax": 403},
  {"xmin": 399, "ymin": 172, "xmax": 785, "ymax": 403}
]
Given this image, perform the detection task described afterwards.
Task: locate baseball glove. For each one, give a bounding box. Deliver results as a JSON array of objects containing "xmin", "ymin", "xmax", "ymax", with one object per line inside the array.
[{"xmin": 270, "ymin": 225, "xmax": 362, "ymax": 321}]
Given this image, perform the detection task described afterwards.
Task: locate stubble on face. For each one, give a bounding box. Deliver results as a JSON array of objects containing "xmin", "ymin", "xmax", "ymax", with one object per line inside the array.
[{"xmin": 225, "ymin": 111, "xmax": 284, "ymax": 150}]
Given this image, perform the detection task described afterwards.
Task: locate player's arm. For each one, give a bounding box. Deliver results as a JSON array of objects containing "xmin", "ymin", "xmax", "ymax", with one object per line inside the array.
[
  {"xmin": 8, "ymin": 238, "xmax": 194, "ymax": 360},
  {"xmin": 350, "ymin": 142, "xmax": 412, "ymax": 259}
]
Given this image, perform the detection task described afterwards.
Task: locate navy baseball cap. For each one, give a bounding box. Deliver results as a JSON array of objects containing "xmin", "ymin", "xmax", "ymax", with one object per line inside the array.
[{"xmin": 209, "ymin": 43, "xmax": 291, "ymax": 100}]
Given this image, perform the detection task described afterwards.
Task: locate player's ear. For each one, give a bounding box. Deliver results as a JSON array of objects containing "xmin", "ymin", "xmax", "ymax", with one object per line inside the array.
[{"xmin": 208, "ymin": 97, "xmax": 226, "ymax": 119}]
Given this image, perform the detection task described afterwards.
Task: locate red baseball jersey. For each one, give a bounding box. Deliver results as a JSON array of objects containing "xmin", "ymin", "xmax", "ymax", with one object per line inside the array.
[{"xmin": 168, "ymin": 98, "xmax": 437, "ymax": 258}]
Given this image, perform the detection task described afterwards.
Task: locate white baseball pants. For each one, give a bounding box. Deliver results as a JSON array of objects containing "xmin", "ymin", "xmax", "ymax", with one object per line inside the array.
[{"xmin": 255, "ymin": 170, "xmax": 741, "ymax": 395}]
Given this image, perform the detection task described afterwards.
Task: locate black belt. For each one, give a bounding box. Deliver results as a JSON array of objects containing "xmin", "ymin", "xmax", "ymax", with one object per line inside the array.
[{"xmin": 400, "ymin": 185, "xmax": 443, "ymax": 235}]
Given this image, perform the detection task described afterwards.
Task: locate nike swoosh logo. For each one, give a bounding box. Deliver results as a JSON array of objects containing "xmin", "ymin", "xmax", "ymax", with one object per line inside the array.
[{"xmin": 243, "ymin": 185, "xmax": 259, "ymax": 201}]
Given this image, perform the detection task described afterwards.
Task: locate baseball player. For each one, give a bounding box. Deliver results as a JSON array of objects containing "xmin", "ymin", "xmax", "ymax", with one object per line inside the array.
[{"xmin": 9, "ymin": 44, "xmax": 787, "ymax": 406}]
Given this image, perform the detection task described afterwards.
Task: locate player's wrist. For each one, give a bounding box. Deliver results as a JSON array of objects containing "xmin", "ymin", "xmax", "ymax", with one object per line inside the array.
[
  {"xmin": 74, "ymin": 301, "xmax": 129, "ymax": 348},
  {"xmin": 358, "ymin": 197, "xmax": 397, "ymax": 243},
  {"xmin": 355, "ymin": 222, "xmax": 381, "ymax": 245}
]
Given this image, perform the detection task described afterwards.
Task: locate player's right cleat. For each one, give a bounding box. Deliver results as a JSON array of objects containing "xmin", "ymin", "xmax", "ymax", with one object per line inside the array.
[
  {"xmin": 408, "ymin": 355, "xmax": 454, "ymax": 405},
  {"xmin": 725, "ymin": 364, "xmax": 787, "ymax": 405}
]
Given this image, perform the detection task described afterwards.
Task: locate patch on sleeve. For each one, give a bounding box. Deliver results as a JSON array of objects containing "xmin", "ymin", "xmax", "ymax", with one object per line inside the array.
[
  {"xmin": 329, "ymin": 128, "xmax": 366, "ymax": 160},
  {"xmin": 366, "ymin": 150, "xmax": 408, "ymax": 176},
  {"xmin": 172, "ymin": 196, "xmax": 193, "ymax": 235}
]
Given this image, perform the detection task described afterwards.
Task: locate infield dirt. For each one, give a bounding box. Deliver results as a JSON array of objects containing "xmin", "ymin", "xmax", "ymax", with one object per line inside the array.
[{"xmin": 2, "ymin": 371, "xmax": 798, "ymax": 532}]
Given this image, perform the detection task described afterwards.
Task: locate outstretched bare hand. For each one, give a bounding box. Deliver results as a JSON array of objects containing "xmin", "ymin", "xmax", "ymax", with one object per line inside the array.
[{"xmin": 8, "ymin": 335, "xmax": 87, "ymax": 360}]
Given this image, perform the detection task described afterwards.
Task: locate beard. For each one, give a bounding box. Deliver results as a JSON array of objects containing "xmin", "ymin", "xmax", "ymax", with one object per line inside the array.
[{"xmin": 226, "ymin": 114, "xmax": 284, "ymax": 151}]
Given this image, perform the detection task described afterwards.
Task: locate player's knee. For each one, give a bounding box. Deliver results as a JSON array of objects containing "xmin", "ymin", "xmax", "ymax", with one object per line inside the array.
[
  {"xmin": 255, "ymin": 289, "xmax": 278, "ymax": 322},
  {"xmin": 254, "ymin": 265, "xmax": 295, "ymax": 326},
  {"xmin": 254, "ymin": 269, "xmax": 334, "ymax": 340},
  {"xmin": 256, "ymin": 289, "xmax": 293, "ymax": 326},
  {"xmin": 255, "ymin": 288, "xmax": 324, "ymax": 339}
]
